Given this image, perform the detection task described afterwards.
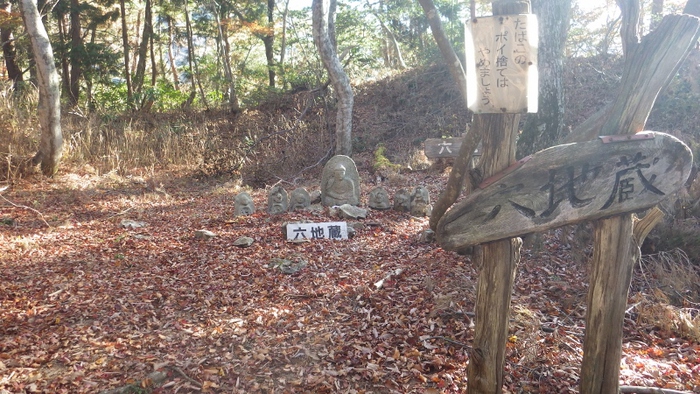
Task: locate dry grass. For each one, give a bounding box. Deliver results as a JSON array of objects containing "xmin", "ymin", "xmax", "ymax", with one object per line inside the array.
[{"xmin": 634, "ymin": 249, "xmax": 700, "ymax": 342}]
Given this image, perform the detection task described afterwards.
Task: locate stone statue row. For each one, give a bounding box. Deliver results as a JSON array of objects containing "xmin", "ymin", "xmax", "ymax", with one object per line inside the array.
[{"xmin": 234, "ymin": 155, "xmax": 432, "ymax": 217}]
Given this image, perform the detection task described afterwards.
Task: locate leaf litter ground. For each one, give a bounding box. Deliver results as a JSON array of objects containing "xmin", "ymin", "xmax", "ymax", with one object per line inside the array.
[{"xmin": 1, "ymin": 168, "xmax": 699, "ymax": 393}]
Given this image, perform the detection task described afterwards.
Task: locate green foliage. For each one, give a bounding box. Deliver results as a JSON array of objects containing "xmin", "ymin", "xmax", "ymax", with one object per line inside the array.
[{"xmin": 373, "ymin": 144, "xmax": 401, "ymax": 173}]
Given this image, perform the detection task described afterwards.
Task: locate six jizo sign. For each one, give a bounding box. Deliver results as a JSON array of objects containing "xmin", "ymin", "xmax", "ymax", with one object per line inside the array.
[
  {"xmin": 465, "ymin": 14, "xmax": 538, "ymax": 114},
  {"xmin": 436, "ymin": 132, "xmax": 694, "ymax": 250}
]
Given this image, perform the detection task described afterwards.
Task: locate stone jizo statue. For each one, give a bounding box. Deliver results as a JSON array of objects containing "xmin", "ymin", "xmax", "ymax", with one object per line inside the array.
[
  {"xmin": 368, "ymin": 186, "xmax": 391, "ymax": 210},
  {"xmin": 267, "ymin": 185, "xmax": 288, "ymax": 215},
  {"xmin": 410, "ymin": 186, "xmax": 432, "ymax": 217},
  {"xmin": 289, "ymin": 187, "xmax": 311, "ymax": 211},
  {"xmin": 394, "ymin": 189, "xmax": 411, "ymax": 212},
  {"xmin": 321, "ymin": 155, "xmax": 360, "ymax": 207},
  {"xmin": 234, "ymin": 192, "xmax": 255, "ymax": 216}
]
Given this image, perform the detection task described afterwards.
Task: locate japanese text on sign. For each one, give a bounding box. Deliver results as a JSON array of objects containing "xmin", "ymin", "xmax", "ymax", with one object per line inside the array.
[
  {"xmin": 465, "ymin": 14, "xmax": 538, "ymax": 113},
  {"xmin": 286, "ymin": 222, "xmax": 349, "ymax": 241},
  {"xmin": 490, "ymin": 152, "xmax": 664, "ymax": 223}
]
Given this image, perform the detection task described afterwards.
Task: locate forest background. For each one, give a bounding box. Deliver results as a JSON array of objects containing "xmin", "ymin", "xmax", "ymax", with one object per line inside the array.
[{"xmin": 2, "ymin": 0, "xmax": 700, "ymax": 392}]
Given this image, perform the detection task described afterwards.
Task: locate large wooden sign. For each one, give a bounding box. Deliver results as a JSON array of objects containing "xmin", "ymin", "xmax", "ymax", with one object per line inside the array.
[
  {"xmin": 436, "ymin": 132, "xmax": 693, "ymax": 250},
  {"xmin": 465, "ymin": 14, "xmax": 538, "ymax": 114}
]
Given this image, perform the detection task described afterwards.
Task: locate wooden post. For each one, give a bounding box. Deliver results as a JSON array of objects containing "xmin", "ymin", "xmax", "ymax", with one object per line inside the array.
[
  {"xmin": 579, "ymin": 13, "xmax": 700, "ymax": 394},
  {"xmin": 466, "ymin": 116, "xmax": 521, "ymax": 394},
  {"xmin": 466, "ymin": 3, "xmax": 530, "ymax": 393}
]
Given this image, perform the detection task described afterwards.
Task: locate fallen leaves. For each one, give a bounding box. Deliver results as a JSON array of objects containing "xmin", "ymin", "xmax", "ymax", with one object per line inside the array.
[{"xmin": 1, "ymin": 170, "xmax": 699, "ymax": 392}]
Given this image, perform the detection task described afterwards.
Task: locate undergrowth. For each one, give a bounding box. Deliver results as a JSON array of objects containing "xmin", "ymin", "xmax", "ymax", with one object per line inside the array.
[{"xmin": 633, "ymin": 249, "xmax": 700, "ymax": 342}]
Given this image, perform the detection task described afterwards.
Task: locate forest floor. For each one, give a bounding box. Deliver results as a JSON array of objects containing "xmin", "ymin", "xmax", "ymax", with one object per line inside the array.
[{"xmin": 1, "ymin": 164, "xmax": 700, "ymax": 393}]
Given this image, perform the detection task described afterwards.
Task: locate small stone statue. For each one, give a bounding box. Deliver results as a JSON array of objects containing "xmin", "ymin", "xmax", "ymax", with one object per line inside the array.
[
  {"xmin": 288, "ymin": 187, "xmax": 311, "ymax": 211},
  {"xmin": 234, "ymin": 192, "xmax": 255, "ymax": 216},
  {"xmin": 267, "ymin": 185, "xmax": 288, "ymax": 215},
  {"xmin": 410, "ymin": 186, "xmax": 432, "ymax": 217},
  {"xmin": 321, "ymin": 155, "xmax": 361, "ymax": 207},
  {"xmin": 368, "ymin": 186, "xmax": 391, "ymax": 210},
  {"xmin": 393, "ymin": 189, "xmax": 411, "ymax": 212}
]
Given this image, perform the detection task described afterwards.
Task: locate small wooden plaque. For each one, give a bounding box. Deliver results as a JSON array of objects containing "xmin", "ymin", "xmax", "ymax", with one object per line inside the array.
[
  {"xmin": 436, "ymin": 132, "xmax": 693, "ymax": 250},
  {"xmin": 424, "ymin": 138, "xmax": 462, "ymax": 158},
  {"xmin": 286, "ymin": 222, "xmax": 348, "ymax": 241}
]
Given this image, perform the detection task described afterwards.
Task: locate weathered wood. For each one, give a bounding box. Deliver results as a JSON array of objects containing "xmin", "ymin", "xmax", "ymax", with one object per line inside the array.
[
  {"xmin": 568, "ymin": 14, "xmax": 700, "ymax": 143},
  {"xmin": 464, "ymin": 2, "xmax": 527, "ymax": 393},
  {"xmin": 467, "ymin": 238, "xmax": 521, "ymax": 393},
  {"xmin": 580, "ymin": 12, "xmax": 700, "ymax": 394},
  {"xmin": 424, "ymin": 137, "xmax": 463, "ymax": 158},
  {"xmin": 581, "ymin": 214, "xmax": 636, "ymax": 393},
  {"xmin": 466, "ymin": 113, "xmax": 521, "ymax": 394},
  {"xmin": 436, "ymin": 132, "xmax": 692, "ymax": 250},
  {"xmin": 424, "ymin": 137, "xmax": 482, "ymax": 159}
]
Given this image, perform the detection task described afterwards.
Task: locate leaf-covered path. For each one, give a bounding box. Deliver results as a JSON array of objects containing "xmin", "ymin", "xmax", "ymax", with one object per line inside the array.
[{"xmin": 1, "ymin": 170, "xmax": 698, "ymax": 393}]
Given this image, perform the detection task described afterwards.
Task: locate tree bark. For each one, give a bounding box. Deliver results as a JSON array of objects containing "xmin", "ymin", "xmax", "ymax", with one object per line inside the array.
[
  {"xmin": 279, "ymin": 0, "xmax": 290, "ymax": 88},
  {"xmin": 567, "ymin": 14, "xmax": 700, "ymax": 143},
  {"xmin": 68, "ymin": 0, "xmax": 82, "ymax": 107},
  {"xmin": 1, "ymin": 3, "xmax": 24, "ymax": 92},
  {"xmin": 312, "ymin": 0, "xmax": 353, "ymax": 156},
  {"xmin": 264, "ymin": 0, "xmax": 276, "ymax": 87},
  {"xmin": 167, "ymin": 16, "xmax": 179, "ymax": 89},
  {"xmin": 119, "ymin": 0, "xmax": 134, "ymax": 107},
  {"xmin": 685, "ymin": 0, "xmax": 700, "ymax": 15},
  {"xmin": 19, "ymin": 0, "xmax": 62, "ymax": 176},
  {"xmin": 517, "ymin": 0, "xmax": 570, "ymax": 158},
  {"xmin": 214, "ymin": 2, "xmax": 239, "ymax": 111},
  {"xmin": 133, "ymin": 0, "xmax": 152, "ymax": 93}
]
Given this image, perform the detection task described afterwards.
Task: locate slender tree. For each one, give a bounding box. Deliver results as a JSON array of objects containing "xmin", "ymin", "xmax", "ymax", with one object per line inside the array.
[
  {"xmin": 19, "ymin": 0, "xmax": 62, "ymax": 176},
  {"xmin": 313, "ymin": 0, "xmax": 353, "ymax": 156},
  {"xmin": 119, "ymin": 0, "xmax": 134, "ymax": 107},
  {"xmin": 517, "ymin": 0, "xmax": 571, "ymax": 157},
  {"xmin": 0, "ymin": 2, "xmax": 24, "ymax": 92}
]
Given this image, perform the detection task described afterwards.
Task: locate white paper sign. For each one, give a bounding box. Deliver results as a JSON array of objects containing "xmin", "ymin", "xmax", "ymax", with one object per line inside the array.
[
  {"xmin": 286, "ymin": 222, "xmax": 348, "ymax": 240},
  {"xmin": 465, "ymin": 14, "xmax": 538, "ymax": 113}
]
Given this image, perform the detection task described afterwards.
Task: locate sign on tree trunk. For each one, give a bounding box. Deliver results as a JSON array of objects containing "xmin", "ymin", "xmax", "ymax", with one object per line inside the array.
[
  {"xmin": 465, "ymin": 14, "xmax": 538, "ymax": 114},
  {"xmin": 437, "ymin": 132, "xmax": 693, "ymax": 250}
]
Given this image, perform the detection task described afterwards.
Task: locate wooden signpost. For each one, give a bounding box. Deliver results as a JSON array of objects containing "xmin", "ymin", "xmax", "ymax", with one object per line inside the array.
[{"xmin": 436, "ymin": 132, "xmax": 693, "ymax": 250}]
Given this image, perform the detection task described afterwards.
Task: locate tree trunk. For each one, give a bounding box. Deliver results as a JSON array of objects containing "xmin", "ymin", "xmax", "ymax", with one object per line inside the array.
[
  {"xmin": 279, "ymin": 0, "xmax": 290, "ymax": 88},
  {"xmin": 312, "ymin": 0, "xmax": 353, "ymax": 156},
  {"xmin": 417, "ymin": 0, "xmax": 468, "ymax": 107},
  {"xmin": 517, "ymin": 0, "xmax": 570, "ymax": 158},
  {"xmin": 19, "ymin": 0, "xmax": 62, "ymax": 176},
  {"xmin": 264, "ymin": 0, "xmax": 276, "ymax": 87},
  {"xmin": 57, "ymin": 15, "xmax": 71, "ymax": 103},
  {"xmin": 685, "ymin": 0, "xmax": 700, "ymax": 15},
  {"xmin": 183, "ymin": 3, "xmax": 208, "ymax": 110},
  {"xmin": 119, "ymin": 0, "xmax": 134, "ymax": 107},
  {"xmin": 1, "ymin": 3, "xmax": 24, "ymax": 92},
  {"xmin": 167, "ymin": 16, "xmax": 179, "ymax": 89},
  {"xmin": 214, "ymin": 3, "xmax": 239, "ymax": 111},
  {"xmin": 579, "ymin": 11, "xmax": 700, "ymax": 394},
  {"xmin": 133, "ymin": 0, "xmax": 152, "ymax": 93},
  {"xmin": 68, "ymin": 0, "xmax": 82, "ymax": 107}
]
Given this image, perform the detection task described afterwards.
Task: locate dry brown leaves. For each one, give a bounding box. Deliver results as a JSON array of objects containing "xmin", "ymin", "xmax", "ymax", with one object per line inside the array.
[{"xmin": 1, "ymin": 169, "xmax": 699, "ymax": 393}]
